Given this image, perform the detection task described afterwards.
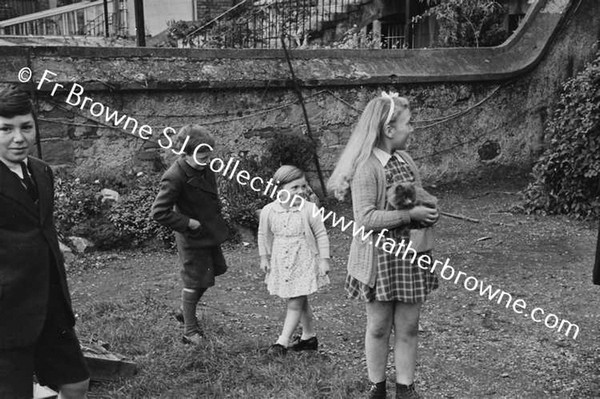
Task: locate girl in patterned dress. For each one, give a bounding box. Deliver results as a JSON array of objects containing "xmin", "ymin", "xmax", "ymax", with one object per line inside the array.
[
  {"xmin": 258, "ymin": 165, "xmax": 331, "ymax": 356},
  {"xmin": 328, "ymin": 93, "xmax": 439, "ymax": 399}
]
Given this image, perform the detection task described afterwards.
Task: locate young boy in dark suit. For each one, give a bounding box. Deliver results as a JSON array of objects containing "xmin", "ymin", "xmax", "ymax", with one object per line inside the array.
[
  {"xmin": 151, "ymin": 125, "xmax": 229, "ymax": 345},
  {"xmin": 0, "ymin": 84, "xmax": 90, "ymax": 398}
]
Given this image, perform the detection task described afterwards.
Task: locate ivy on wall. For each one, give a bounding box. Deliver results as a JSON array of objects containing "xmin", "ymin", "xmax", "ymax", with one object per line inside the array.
[{"xmin": 522, "ymin": 48, "xmax": 600, "ymax": 218}]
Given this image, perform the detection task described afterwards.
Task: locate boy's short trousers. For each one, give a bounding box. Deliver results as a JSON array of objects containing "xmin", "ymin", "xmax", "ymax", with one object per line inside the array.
[
  {"xmin": 0, "ymin": 289, "xmax": 90, "ymax": 398},
  {"xmin": 180, "ymin": 246, "xmax": 227, "ymax": 289}
]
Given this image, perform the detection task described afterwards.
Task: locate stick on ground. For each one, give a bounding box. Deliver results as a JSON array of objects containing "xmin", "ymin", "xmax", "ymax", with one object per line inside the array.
[{"xmin": 440, "ymin": 211, "xmax": 480, "ymax": 223}]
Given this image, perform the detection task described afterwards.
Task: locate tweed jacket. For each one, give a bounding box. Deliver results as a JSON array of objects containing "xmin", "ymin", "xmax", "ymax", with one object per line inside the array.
[
  {"xmin": 348, "ymin": 150, "xmax": 426, "ymax": 287},
  {"xmin": 151, "ymin": 158, "xmax": 228, "ymax": 248},
  {"xmin": 0, "ymin": 157, "xmax": 75, "ymax": 349},
  {"xmin": 258, "ymin": 200, "xmax": 330, "ymax": 259}
]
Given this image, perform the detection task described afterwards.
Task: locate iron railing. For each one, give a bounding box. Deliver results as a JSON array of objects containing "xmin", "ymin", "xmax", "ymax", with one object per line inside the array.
[
  {"xmin": 0, "ymin": 0, "xmax": 127, "ymax": 36},
  {"xmin": 185, "ymin": 0, "xmax": 374, "ymax": 49},
  {"xmin": 381, "ymin": 23, "xmax": 406, "ymax": 49}
]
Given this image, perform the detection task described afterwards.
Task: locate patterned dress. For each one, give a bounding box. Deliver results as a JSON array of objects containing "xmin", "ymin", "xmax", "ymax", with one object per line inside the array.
[
  {"xmin": 266, "ymin": 204, "xmax": 330, "ymax": 298},
  {"xmin": 346, "ymin": 151, "xmax": 439, "ymax": 302}
]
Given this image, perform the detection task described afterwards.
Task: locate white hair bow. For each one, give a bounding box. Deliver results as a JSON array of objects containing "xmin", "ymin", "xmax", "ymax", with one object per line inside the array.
[{"xmin": 381, "ymin": 91, "xmax": 398, "ymax": 125}]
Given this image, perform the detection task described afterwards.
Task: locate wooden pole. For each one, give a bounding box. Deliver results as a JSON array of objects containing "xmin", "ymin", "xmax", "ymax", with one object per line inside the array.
[
  {"xmin": 280, "ymin": 35, "xmax": 328, "ymax": 197},
  {"xmin": 405, "ymin": 0, "xmax": 411, "ymax": 48},
  {"xmin": 112, "ymin": 0, "xmax": 121, "ymax": 36},
  {"xmin": 593, "ymin": 221, "xmax": 600, "ymax": 285},
  {"xmin": 103, "ymin": 0, "xmax": 110, "ymax": 37},
  {"xmin": 134, "ymin": 0, "xmax": 146, "ymax": 47}
]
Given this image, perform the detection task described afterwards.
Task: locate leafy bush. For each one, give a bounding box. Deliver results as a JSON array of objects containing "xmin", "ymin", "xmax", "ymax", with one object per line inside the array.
[
  {"xmin": 522, "ymin": 49, "xmax": 600, "ymax": 218},
  {"xmin": 166, "ymin": 20, "xmax": 202, "ymax": 47},
  {"xmin": 416, "ymin": 0, "xmax": 508, "ymax": 47},
  {"xmin": 54, "ymin": 176, "xmax": 105, "ymax": 239},
  {"xmin": 107, "ymin": 174, "xmax": 175, "ymax": 248},
  {"xmin": 263, "ymin": 133, "xmax": 317, "ymax": 172},
  {"xmin": 218, "ymin": 154, "xmax": 271, "ymax": 231},
  {"xmin": 54, "ymin": 172, "xmax": 174, "ymax": 250}
]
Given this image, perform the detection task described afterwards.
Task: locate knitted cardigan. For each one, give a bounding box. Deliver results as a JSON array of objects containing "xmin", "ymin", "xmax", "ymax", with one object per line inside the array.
[
  {"xmin": 258, "ymin": 200, "xmax": 330, "ymax": 259},
  {"xmin": 348, "ymin": 150, "xmax": 424, "ymax": 287}
]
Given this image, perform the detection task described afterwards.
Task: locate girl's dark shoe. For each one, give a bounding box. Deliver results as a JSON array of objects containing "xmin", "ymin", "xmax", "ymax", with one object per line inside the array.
[
  {"xmin": 290, "ymin": 336, "xmax": 318, "ymax": 351},
  {"xmin": 267, "ymin": 343, "xmax": 287, "ymax": 356},
  {"xmin": 367, "ymin": 381, "xmax": 386, "ymax": 399},
  {"xmin": 396, "ymin": 383, "xmax": 421, "ymax": 399}
]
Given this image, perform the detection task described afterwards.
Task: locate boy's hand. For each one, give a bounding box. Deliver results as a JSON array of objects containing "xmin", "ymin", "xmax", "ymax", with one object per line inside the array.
[
  {"xmin": 188, "ymin": 218, "xmax": 201, "ymax": 230},
  {"xmin": 318, "ymin": 258, "xmax": 330, "ymax": 276},
  {"xmin": 260, "ymin": 256, "xmax": 270, "ymax": 273}
]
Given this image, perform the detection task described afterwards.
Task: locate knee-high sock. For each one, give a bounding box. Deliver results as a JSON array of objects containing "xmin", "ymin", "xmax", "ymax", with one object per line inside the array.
[{"xmin": 182, "ymin": 288, "xmax": 205, "ymax": 335}]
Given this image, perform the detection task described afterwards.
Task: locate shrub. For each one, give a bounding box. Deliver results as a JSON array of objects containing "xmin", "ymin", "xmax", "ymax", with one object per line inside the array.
[
  {"xmin": 415, "ymin": 0, "xmax": 509, "ymax": 48},
  {"xmin": 166, "ymin": 20, "xmax": 202, "ymax": 47},
  {"xmin": 54, "ymin": 176, "xmax": 105, "ymax": 240},
  {"xmin": 54, "ymin": 171, "xmax": 175, "ymax": 250},
  {"xmin": 263, "ymin": 133, "xmax": 317, "ymax": 173},
  {"xmin": 107, "ymin": 174, "xmax": 175, "ymax": 249},
  {"xmin": 218, "ymin": 154, "xmax": 271, "ymax": 231},
  {"xmin": 522, "ymin": 49, "xmax": 600, "ymax": 218}
]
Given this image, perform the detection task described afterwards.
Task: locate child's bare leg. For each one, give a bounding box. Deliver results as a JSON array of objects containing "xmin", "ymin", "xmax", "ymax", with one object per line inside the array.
[
  {"xmin": 365, "ymin": 301, "xmax": 394, "ymax": 383},
  {"xmin": 393, "ymin": 302, "xmax": 421, "ymax": 385},
  {"xmin": 300, "ymin": 299, "xmax": 316, "ymax": 339},
  {"xmin": 182, "ymin": 288, "xmax": 206, "ymax": 336},
  {"xmin": 276, "ymin": 296, "xmax": 306, "ymax": 346}
]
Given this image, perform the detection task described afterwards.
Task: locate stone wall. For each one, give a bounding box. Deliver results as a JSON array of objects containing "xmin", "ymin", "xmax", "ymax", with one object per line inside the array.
[{"xmin": 0, "ymin": 0, "xmax": 598, "ymax": 190}]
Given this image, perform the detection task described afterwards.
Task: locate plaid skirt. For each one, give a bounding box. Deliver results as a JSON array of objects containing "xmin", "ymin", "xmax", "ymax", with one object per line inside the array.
[
  {"xmin": 346, "ymin": 245, "xmax": 439, "ymax": 303},
  {"xmin": 345, "ymin": 152, "xmax": 438, "ymax": 302}
]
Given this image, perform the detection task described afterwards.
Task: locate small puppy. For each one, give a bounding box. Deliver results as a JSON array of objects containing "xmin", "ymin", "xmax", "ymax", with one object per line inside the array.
[
  {"xmin": 387, "ymin": 181, "xmax": 437, "ymax": 249},
  {"xmin": 387, "ymin": 182, "xmax": 437, "ymax": 210}
]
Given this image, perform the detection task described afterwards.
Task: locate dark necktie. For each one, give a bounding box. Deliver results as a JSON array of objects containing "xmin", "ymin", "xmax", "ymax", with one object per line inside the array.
[{"xmin": 19, "ymin": 162, "xmax": 38, "ymax": 201}]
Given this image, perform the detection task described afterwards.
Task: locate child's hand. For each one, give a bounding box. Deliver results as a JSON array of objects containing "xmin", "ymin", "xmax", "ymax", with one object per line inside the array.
[
  {"xmin": 318, "ymin": 258, "xmax": 330, "ymax": 276},
  {"xmin": 188, "ymin": 218, "xmax": 202, "ymax": 230},
  {"xmin": 408, "ymin": 206, "xmax": 438, "ymax": 226},
  {"xmin": 260, "ymin": 256, "xmax": 270, "ymax": 273}
]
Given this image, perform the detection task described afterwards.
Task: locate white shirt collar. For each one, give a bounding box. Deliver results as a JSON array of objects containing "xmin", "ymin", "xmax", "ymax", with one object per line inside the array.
[{"xmin": 372, "ymin": 147, "xmax": 392, "ymax": 167}]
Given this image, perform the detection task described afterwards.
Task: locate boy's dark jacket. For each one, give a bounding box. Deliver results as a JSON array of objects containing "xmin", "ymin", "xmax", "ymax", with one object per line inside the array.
[
  {"xmin": 0, "ymin": 157, "xmax": 75, "ymax": 349},
  {"xmin": 151, "ymin": 158, "xmax": 228, "ymax": 247}
]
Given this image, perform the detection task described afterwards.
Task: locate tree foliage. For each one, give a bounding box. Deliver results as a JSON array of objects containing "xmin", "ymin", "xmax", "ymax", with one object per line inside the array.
[
  {"xmin": 416, "ymin": 0, "xmax": 508, "ymax": 47},
  {"xmin": 522, "ymin": 49, "xmax": 600, "ymax": 218}
]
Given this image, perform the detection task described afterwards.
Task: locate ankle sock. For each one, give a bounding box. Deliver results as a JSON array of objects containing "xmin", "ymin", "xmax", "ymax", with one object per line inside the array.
[
  {"xmin": 300, "ymin": 333, "xmax": 316, "ymax": 341},
  {"xmin": 182, "ymin": 288, "xmax": 205, "ymax": 335},
  {"xmin": 276, "ymin": 336, "xmax": 290, "ymax": 347}
]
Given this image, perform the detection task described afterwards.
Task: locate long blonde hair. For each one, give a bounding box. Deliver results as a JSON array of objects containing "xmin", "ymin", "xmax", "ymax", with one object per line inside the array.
[{"xmin": 327, "ymin": 94, "xmax": 410, "ymax": 200}]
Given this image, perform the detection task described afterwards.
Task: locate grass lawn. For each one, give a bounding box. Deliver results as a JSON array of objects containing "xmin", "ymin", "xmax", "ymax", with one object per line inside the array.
[{"xmin": 69, "ymin": 173, "xmax": 600, "ymax": 398}]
